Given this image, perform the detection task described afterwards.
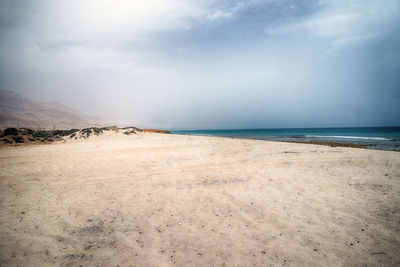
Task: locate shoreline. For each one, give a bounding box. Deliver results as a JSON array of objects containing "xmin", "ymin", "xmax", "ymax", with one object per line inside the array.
[
  {"xmin": 2, "ymin": 126, "xmax": 398, "ymax": 152},
  {"xmin": 1, "ymin": 131, "xmax": 398, "ymax": 152},
  {"xmin": 170, "ymin": 133, "xmax": 400, "ymax": 151},
  {"xmin": 170, "ymin": 126, "xmax": 400, "ymax": 152}
]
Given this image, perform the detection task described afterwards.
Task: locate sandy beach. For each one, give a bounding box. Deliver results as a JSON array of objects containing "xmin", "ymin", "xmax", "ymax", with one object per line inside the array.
[{"xmin": 0, "ymin": 131, "xmax": 399, "ymax": 266}]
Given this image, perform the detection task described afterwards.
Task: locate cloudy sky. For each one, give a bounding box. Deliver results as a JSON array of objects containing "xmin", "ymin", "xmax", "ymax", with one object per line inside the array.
[{"xmin": 0, "ymin": 0, "xmax": 399, "ymax": 129}]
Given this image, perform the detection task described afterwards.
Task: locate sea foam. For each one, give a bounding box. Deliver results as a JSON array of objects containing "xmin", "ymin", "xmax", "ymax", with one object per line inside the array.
[{"xmin": 305, "ymin": 135, "xmax": 391, "ymax": 141}]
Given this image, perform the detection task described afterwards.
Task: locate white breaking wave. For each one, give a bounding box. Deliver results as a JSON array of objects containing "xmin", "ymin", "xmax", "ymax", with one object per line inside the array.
[{"xmin": 305, "ymin": 135, "xmax": 392, "ymax": 141}]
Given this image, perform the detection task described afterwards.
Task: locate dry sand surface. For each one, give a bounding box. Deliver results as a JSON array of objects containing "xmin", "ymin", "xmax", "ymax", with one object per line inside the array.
[{"xmin": 0, "ymin": 131, "xmax": 399, "ymax": 266}]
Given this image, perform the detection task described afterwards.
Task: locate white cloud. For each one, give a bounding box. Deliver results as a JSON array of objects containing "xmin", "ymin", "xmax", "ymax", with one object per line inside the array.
[
  {"xmin": 303, "ymin": 14, "xmax": 356, "ymax": 37},
  {"xmin": 207, "ymin": 10, "xmax": 234, "ymax": 21},
  {"xmin": 0, "ymin": 0, "xmax": 211, "ymax": 101},
  {"xmin": 206, "ymin": 2, "xmax": 245, "ymax": 21},
  {"xmin": 31, "ymin": 0, "xmax": 208, "ymax": 51},
  {"xmin": 3, "ymin": 0, "xmax": 212, "ymax": 76},
  {"xmin": 264, "ymin": 0, "xmax": 400, "ymax": 48},
  {"xmin": 265, "ymin": 12, "xmax": 357, "ymax": 36},
  {"xmin": 73, "ymin": 0, "xmax": 205, "ymax": 31}
]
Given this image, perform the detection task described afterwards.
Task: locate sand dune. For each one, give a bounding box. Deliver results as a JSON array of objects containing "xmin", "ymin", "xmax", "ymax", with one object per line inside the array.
[{"xmin": 0, "ymin": 132, "xmax": 399, "ymax": 266}]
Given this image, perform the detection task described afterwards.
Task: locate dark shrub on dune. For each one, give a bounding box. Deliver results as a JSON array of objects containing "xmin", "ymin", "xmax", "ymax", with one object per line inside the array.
[
  {"xmin": 124, "ymin": 130, "xmax": 136, "ymax": 135},
  {"xmin": 12, "ymin": 136, "xmax": 24, "ymax": 143},
  {"xmin": 2, "ymin": 138, "xmax": 12, "ymax": 143},
  {"xmin": 122, "ymin": 126, "xmax": 142, "ymax": 132},
  {"xmin": 80, "ymin": 127, "xmax": 109, "ymax": 137},
  {"xmin": 4, "ymin": 128, "xmax": 18, "ymax": 136},
  {"xmin": 52, "ymin": 129, "xmax": 79, "ymax": 136},
  {"xmin": 93, "ymin": 128, "xmax": 102, "ymax": 135},
  {"xmin": 80, "ymin": 128, "xmax": 91, "ymax": 133},
  {"xmin": 32, "ymin": 130, "xmax": 52, "ymax": 139},
  {"xmin": 80, "ymin": 128, "xmax": 92, "ymax": 137},
  {"xmin": 21, "ymin": 128, "xmax": 34, "ymax": 135}
]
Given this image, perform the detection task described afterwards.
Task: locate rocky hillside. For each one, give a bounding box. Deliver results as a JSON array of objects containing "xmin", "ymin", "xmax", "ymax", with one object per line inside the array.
[{"xmin": 0, "ymin": 90, "xmax": 103, "ymax": 129}]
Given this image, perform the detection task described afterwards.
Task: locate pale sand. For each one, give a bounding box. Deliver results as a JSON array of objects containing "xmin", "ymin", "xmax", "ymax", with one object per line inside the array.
[{"xmin": 0, "ymin": 132, "xmax": 399, "ymax": 266}]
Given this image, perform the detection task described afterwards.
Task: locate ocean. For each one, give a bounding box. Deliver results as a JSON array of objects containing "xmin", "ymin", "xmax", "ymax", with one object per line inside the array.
[{"xmin": 171, "ymin": 127, "xmax": 400, "ymax": 151}]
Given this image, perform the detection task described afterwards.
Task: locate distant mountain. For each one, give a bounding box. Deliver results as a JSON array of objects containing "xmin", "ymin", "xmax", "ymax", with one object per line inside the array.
[{"xmin": 0, "ymin": 90, "xmax": 103, "ymax": 129}]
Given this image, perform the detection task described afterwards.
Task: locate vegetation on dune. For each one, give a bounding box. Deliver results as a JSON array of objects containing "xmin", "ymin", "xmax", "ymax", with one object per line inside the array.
[
  {"xmin": 32, "ymin": 130, "xmax": 53, "ymax": 139},
  {"xmin": 20, "ymin": 128, "xmax": 34, "ymax": 135},
  {"xmin": 1, "ymin": 138, "xmax": 12, "ymax": 144},
  {"xmin": 0, "ymin": 126, "xmax": 142, "ymax": 145},
  {"xmin": 52, "ymin": 129, "xmax": 79, "ymax": 136},
  {"xmin": 122, "ymin": 126, "xmax": 142, "ymax": 132},
  {"xmin": 78, "ymin": 126, "xmax": 140, "ymax": 137},
  {"xmin": 80, "ymin": 128, "xmax": 98, "ymax": 138},
  {"xmin": 80, "ymin": 126, "xmax": 116, "ymax": 137},
  {"xmin": 12, "ymin": 136, "xmax": 24, "ymax": 143},
  {"xmin": 123, "ymin": 129, "xmax": 137, "ymax": 135},
  {"xmin": 3, "ymin": 128, "xmax": 19, "ymax": 136}
]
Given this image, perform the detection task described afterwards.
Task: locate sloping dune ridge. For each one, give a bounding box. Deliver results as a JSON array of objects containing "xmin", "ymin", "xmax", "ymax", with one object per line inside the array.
[{"xmin": 0, "ymin": 131, "xmax": 399, "ymax": 266}]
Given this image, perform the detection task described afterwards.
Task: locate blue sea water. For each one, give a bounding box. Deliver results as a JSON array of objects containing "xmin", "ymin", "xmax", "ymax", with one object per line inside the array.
[{"xmin": 171, "ymin": 127, "xmax": 400, "ymax": 151}]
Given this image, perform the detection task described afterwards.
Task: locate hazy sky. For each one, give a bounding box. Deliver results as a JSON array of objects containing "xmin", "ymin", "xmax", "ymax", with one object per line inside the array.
[{"xmin": 0, "ymin": 0, "xmax": 399, "ymax": 129}]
